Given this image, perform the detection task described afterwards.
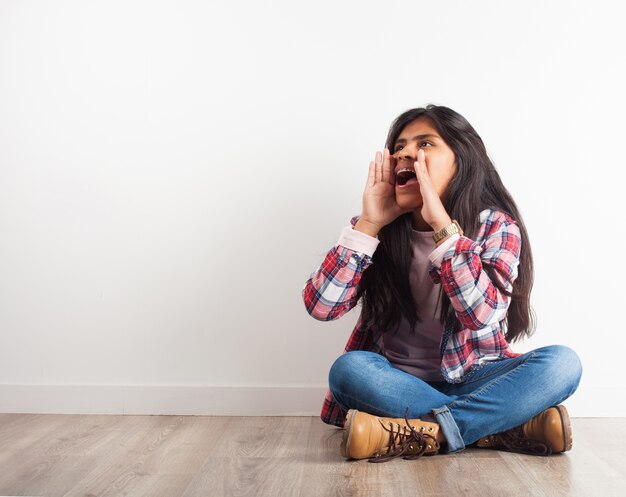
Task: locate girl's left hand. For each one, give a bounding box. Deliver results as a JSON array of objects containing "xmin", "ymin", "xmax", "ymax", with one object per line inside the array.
[{"xmin": 414, "ymin": 148, "xmax": 452, "ymax": 231}]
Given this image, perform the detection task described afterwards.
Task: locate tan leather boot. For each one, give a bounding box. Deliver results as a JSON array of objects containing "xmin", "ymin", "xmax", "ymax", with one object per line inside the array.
[
  {"xmin": 475, "ymin": 404, "xmax": 572, "ymax": 455},
  {"xmin": 340, "ymin": 408, "xmax": 441, "ymax": 462}
]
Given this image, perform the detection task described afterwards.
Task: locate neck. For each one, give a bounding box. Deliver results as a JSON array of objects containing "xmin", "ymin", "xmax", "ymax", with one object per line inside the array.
[{"xmin": 411, "ymin": 212, "xmax": 432, "ymax": 232}]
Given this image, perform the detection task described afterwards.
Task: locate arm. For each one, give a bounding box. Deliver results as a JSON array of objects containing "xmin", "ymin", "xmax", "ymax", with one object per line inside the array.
[
  {"xmin": 302, "ymin": 215, "xmax": 378, "ymax": 321},
  {"xmin": 428, "ymin": 211, "xmax": 522, "ymax": 331}
]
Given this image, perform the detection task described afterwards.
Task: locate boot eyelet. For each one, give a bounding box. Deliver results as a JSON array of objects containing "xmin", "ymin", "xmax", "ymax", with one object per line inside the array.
[{"xmin": 420, "ymin": 427, "xmax": 424, "ymax": 431}]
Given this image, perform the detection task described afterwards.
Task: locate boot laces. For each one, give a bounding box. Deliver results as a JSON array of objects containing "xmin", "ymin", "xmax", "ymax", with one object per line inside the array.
[
  {"xmin": 492, "ymin": 426, "xmax": 553, "ymax": 456},
  {"xmin": 369, "ymin": 407, "xmax": 440, "ymax": 463}
]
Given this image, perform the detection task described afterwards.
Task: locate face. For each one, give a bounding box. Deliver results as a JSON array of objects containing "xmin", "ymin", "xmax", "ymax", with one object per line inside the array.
[{"xmin": 391, "ymin": 118, "xmax": 457, "ymax": 208}]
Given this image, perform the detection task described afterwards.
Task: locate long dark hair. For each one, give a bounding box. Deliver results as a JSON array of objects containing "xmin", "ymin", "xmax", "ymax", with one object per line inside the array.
[{"xmin": 355, "ymin": 104, "xmax": 536, "ymax": 343}]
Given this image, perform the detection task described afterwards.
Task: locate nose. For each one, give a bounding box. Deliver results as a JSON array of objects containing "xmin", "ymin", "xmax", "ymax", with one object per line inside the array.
[{"xmin": 393, "ymin": 145, "xmax": 417, "ymax": 162}]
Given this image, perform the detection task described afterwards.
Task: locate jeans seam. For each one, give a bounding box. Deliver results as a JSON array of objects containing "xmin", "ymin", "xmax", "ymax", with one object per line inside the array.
[{"xmin": 446, "ymin": 351, "xmax": 536, "ymax": 410}]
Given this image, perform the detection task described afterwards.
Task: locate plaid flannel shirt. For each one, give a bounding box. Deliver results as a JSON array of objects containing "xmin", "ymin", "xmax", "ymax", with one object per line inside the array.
[{"xmin": 302, "ymin": 208, "xmax": 523, "ymax": 428}]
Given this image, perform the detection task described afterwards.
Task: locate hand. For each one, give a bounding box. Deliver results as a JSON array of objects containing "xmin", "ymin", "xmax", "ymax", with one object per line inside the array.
[
  {"xmin": 414, "ymin": 148, "xmax": 452, "ymax": 231},
  {"xmin": 360, "ymin": 148, "xmax": 413, "ymax": 230}
]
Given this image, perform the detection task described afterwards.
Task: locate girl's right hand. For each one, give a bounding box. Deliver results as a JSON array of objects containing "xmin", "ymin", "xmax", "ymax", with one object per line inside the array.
[{"xmin": 360, "ymin": 148, "xmax": 413, "ymax": 231}]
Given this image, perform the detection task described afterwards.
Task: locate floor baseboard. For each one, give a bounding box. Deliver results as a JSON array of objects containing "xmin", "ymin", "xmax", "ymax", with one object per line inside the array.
[{"xmin": 0, "ymin": 384, "xmax": 623, "ymax": 416}]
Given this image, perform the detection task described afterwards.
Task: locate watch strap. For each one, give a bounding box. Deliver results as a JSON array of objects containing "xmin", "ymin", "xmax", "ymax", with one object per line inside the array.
[{"xmin": 433, "ymin": 219, "xmax": 463, "ymax": 243}]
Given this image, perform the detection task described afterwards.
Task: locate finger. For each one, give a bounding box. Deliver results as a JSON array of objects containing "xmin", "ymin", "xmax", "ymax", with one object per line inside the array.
[
  {"xmin": 389, "ymin": 153, "xmax": 397, "ymax": 184},
  {"xmin": 415, "ymin": 149, "xmax": 428, "ymax": 182},
  {"xmin": 419, "ymin": 149, "xmax": 427, "ymax": 171},
  {"xmin": 375, "ymin": 151, "xmax": 382, "ymax": 183},
  {"xmin": 381, "ymin": 148, "xmax": 390, "ymax": 184},
  {"xmin": 367, "ymin": 160, "xmax": 376, "ymax": 188},
  {"xmin": 414, "ymin": 152, "xmax": 425, "ymax": 191},
  {"xmin": 415, "ymin": 150, "xmax": 436, "ymax": 200}
]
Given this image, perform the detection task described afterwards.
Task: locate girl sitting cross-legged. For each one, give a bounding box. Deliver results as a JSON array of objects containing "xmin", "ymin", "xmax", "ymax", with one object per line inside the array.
[{"xmin": 302, "ymin": 104, "xmax": 583, "ymax": 462}]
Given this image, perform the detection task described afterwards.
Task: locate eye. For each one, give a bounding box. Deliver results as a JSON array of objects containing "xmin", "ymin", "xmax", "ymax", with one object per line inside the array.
[{"xmin": 393, "ymin": 141, "xmax": 432, "ymax": 152}]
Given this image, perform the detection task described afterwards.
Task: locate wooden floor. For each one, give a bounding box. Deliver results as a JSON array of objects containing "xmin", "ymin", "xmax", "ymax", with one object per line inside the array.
[{"xmin": 0, "ymin": 414, "xmax": 624, "ymax": 497}]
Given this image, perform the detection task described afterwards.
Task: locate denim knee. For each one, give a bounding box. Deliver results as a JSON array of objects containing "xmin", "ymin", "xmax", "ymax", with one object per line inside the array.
[
  {"xmin": 537, "ymin": 344, "xmax": 583, "ymax": 396},
  {"xmin": 328, "ymin": 350, "xmax": 381, "ymax": 395}
]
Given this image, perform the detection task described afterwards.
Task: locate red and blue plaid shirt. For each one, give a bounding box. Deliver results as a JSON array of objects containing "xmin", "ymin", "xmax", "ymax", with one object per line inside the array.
[{"xmin": 302, "ymin": 208, "xmax": 523, "ymax": 428}]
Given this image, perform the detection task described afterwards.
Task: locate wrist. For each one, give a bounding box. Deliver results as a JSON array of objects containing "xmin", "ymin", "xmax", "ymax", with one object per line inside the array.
[
  {"xmin": 435, "ymin": 232, "xmax": 456, "ymax": 247},
  {"xmin": 433, "ymin": 218, "xmax": 463, "ymax": 246},
  {"xmin": 431, "ymin": 216, "xmax": 453, "ymax": 233},
  {"xmin": 354, "ymin": 218, "xmax": 381, "ymax": 238}
]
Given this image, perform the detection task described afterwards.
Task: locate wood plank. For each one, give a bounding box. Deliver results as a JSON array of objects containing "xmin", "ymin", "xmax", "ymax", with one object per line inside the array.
[
  {"xmin": 60, "ymin": 415, "xmax": 206, "ymax": 497},
  {"xmin": 181, "ymin": 416, "xmax": 309, "ymax": 497}
]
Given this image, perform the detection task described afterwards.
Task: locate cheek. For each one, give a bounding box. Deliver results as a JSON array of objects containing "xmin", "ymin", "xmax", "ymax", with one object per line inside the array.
[{"xmin": 430, "ymin": 170, "xmax": 453, "ymax": 194}]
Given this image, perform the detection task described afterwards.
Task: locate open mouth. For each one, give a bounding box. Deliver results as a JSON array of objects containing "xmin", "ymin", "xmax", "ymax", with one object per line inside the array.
[{"xmin": 396, "ymin": 169, "xmax": 418, "ymax": 186}]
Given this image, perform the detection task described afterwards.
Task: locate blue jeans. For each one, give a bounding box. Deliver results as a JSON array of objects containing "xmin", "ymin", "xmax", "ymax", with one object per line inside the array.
[{"xmin": 328, "ymin": 345, "xmax": 583, "ymax": 453}]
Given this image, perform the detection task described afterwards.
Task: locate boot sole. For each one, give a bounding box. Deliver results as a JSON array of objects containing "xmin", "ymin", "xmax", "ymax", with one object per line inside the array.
[
  {"xmin": 555, "ymin": 404, "xmax": 573, "ymax": 452},
  {"xmin": 340, "ymin": 409, "xmax": 358, "ymax": 458}
]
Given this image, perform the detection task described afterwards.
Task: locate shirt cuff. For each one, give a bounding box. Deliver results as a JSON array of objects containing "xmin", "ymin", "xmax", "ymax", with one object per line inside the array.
[
  {"xmin": 428, "ymin": 233, "xmax": 460, "ymax": 267},
  {"xmin": 336, "ymin": 225, "xmax": 380, "ymax": 258}
]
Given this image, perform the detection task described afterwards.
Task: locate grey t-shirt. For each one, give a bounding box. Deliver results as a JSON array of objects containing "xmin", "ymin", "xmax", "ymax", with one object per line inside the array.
[{"xmin": 382, "ymin": 228, "xmax": 446, "ymax": 382}]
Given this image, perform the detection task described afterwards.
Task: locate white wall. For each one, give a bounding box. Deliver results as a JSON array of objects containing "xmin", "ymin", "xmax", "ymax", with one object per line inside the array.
[{"xmin": 1, "ymin": 0, "xmax": 624, "ymax": 417}]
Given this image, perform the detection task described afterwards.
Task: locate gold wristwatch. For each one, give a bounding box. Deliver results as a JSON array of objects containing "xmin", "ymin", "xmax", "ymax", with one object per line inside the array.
[{"xmin": 433, "ymin": 219, "xmax": 463, "ymax": 243}]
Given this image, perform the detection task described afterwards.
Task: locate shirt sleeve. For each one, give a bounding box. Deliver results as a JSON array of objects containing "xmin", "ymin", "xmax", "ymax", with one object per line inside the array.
[
  {"xmin": 302, "ymin": 215, "xmax": 373, "ymax": 321},
  {"xmin": 336, "ymin": 225, "xmax": 380, "ymax": 258},
  {"xmin": 427, "ymin": 212, "xmax": 522, "ymax": 331},
  {"xmin": 428, "ymin": 233, "xmax": 460, "ymax": 267}
]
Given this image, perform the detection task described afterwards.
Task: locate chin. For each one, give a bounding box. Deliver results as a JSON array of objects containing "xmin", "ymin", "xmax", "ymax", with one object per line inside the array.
[{"xmin": 396, "ymin": 196, "xmax": 423, "ymax": 209}]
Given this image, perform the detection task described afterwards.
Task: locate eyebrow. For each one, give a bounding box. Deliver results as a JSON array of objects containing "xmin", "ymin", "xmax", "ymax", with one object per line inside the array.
[{"xmin": 393, "ymin": 134, "xmax": 440, "ymax": 146}]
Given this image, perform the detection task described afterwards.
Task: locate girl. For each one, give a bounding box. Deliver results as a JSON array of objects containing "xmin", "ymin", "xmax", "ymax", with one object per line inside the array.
[{"xmin": 302, "ymin": 104, "xmax": 583, "ymax": 462}]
